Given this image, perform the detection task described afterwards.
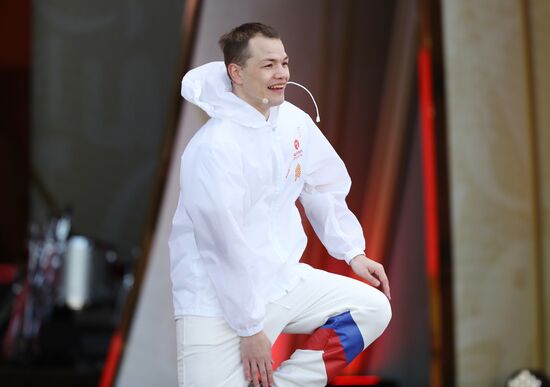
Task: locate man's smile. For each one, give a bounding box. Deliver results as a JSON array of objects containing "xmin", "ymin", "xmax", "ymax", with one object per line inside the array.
[{"xmin": 267, "ymin": 83, "xmax": 286, "ymax": 90}]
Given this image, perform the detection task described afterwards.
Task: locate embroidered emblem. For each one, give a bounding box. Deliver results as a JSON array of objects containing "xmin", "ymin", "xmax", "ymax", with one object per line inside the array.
[
  {"xmin": 294, "ymin": 139, "xmax": 300, "ymax": 150},
  {"xmin": 295, "ymin": 163, "xmax": 301, "ymax": 181}
]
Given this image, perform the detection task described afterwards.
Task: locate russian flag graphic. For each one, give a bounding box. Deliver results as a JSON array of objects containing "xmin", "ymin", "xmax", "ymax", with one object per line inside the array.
[{"xmin": 301, "ymin": 311, "xmax": 365, "ymax": 381}]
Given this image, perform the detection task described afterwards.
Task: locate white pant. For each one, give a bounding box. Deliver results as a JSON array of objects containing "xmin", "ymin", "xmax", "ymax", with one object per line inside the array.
[{"xmin": 176, "ymin": 265, "xmax": 391, "ymax": 387}]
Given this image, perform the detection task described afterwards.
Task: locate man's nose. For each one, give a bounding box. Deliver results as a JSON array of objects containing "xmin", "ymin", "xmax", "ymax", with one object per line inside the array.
[{"xmin": 275, "ymin": 66, "xmax": 288, "ymax": 79}]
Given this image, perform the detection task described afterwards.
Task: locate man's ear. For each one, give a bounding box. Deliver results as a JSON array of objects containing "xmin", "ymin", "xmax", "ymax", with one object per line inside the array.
[{"xmin": 227, "ymin": 63, "xmax": 243, "ymax": 85}]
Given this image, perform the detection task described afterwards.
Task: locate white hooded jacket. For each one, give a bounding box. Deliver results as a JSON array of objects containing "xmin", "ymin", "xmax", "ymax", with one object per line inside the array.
[{"xmin": 169, "ymin": 61, "xmax": 365, "ymax": 336}]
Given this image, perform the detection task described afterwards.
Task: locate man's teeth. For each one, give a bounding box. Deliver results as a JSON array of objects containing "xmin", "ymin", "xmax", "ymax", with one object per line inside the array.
[{"xmin": 268, "ymin": 84, "xmax": 285, "ymax": 89}]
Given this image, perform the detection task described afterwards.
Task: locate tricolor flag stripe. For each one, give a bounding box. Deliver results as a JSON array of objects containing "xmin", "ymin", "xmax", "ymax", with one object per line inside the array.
[
  {"xmin": 300, "ymin": 311, "xmax": 365, "ymax": 381},
  {"xmin": 321, "ymin": 311, "xmax": 364, "ymax": 364},
  {"xmin": 321, "ymin": 329, "xmax": 348, "ymax": 380}
]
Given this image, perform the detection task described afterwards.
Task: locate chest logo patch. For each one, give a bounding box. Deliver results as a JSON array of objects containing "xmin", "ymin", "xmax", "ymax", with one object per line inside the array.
[
  {"xmin": 295, "ymin": 163, "xmax": 301, "ymax": 181},
  {"xmin": 294, "ymin": 139, "xmax": 300, "ymax": 150}
]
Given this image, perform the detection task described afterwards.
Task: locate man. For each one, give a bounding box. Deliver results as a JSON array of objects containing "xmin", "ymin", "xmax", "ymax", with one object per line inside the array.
[{"xmin": 169, "ymin": 22, "xmax": 391, "ymax": 387}]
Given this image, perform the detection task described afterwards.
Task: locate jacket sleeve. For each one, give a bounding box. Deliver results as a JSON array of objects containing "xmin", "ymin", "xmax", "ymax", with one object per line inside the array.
[
  {"xmin": 181, "ymin": 142, "xmax": 264, "ymax": 336},
  {"xmin": 299, "ymin": 119, "xmax": 366, "ymax": 264}
]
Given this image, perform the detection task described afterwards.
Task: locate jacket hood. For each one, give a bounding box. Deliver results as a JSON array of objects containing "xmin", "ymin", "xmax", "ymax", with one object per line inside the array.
[{"xmin": 181, "ymin": 61, "xmax": 279, "ymax": 128}]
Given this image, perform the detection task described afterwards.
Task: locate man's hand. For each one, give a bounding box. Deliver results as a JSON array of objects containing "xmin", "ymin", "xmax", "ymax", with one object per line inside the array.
[
  {"xmin": 240, "ymin": 330, "xmax": 274, "ymax": 387},
  {"xmin": 350, "ymin": 254, "xmax": 391, "ymax": 300}
]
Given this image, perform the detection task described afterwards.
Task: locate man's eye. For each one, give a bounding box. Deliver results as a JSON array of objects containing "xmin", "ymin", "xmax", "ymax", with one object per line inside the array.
[
  {"xmin": 283, "ymin": 62, "xmax": 289, "ymax": 66},
  {"xmin": 264, "ymin": 64, "xmax": 273, "ymax": 68}
]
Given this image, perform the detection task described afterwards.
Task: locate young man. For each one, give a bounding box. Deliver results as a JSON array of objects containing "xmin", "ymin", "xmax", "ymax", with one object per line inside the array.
[{"xmin": 169, "ymin": 23, "xmax": 391, "ymax": 387}]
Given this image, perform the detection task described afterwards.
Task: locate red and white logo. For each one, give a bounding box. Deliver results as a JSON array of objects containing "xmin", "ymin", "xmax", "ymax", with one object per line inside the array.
[{"xmin": 294, "ymin": 139, "xmax": 300, "ymax": 150}]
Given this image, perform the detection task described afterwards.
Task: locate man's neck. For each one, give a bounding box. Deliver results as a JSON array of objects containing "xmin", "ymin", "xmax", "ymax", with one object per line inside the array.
[{"xmin": 232, "ymin": 87, "xmax": 270, "ymax": 120}]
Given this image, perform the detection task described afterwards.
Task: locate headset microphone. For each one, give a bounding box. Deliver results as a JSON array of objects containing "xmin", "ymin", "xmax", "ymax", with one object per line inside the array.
[
  {"xmin": 260, "ymin": 82, "xmax": 321, "ymax": 122},
  {"xmin": 286, "ymin": 81, "xmax": 321, "ymax": 123}
]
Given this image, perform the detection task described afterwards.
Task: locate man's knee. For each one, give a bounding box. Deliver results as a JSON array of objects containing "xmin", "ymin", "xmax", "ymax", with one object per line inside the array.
[
  {"xmin": 351, "ymin": 289, "xmax": 392, "ymax": 346},
  {"xmin": 371, "ymin": 291, "xmax": 392, "ymax": 335}
]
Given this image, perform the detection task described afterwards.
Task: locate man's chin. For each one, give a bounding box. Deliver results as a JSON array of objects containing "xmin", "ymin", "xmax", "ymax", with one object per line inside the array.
[{"xmin": 270, "ymin": 96, "xmax": 285, "ymax": 107}]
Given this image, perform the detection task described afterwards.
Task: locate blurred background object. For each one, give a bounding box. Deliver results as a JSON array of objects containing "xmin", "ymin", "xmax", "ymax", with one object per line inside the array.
[
  {"xmin": 1, "ymin": 0, "xmax": 550, "ymax": 386},
  {"xmin": 505, "ymin": 368, "xmax": 550, "ymax": 387},
  {"xmin": 1, "ymin": 0, "xmax": 184, "ymax": 385}
]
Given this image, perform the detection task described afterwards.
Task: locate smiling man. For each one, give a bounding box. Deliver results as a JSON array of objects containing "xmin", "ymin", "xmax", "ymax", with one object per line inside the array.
[{"xmin": 169, "ymin": 23, "xmax": 392, "ymax": 387}]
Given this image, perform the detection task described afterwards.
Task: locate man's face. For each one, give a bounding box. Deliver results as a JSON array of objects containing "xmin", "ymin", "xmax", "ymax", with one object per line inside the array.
[{"xmin": 232, "ymin": 36, "xmax": 289, "ymax": 115}]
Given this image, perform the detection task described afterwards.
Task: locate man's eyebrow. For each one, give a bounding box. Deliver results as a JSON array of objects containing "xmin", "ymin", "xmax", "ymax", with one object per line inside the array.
[{"xmin": 261, "ymin": 56, "xmax": 289, "ymax": 62}]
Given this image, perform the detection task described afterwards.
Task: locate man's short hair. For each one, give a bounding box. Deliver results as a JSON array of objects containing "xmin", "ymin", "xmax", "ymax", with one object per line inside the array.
[{"xmin": 219, "ymin": 22, "xmax": 280, "ymax": 68}]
